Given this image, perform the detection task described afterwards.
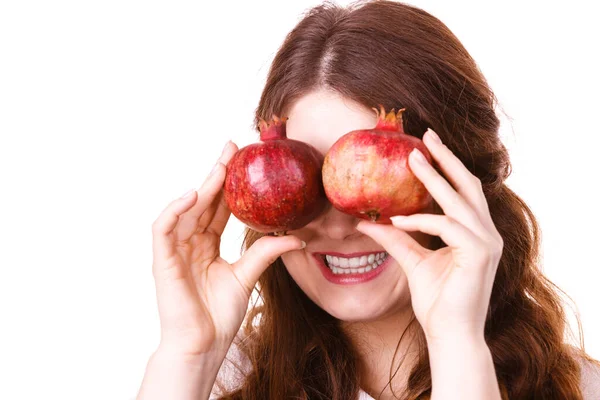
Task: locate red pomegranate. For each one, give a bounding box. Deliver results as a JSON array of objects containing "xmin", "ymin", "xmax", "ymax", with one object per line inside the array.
[
  {"xmin": 322, "ymin": 106, "xmax": 432, "ymax": 223},
  {"xmin": 224, "ymin": 115, "xmax": 326, "ymax": 234}
]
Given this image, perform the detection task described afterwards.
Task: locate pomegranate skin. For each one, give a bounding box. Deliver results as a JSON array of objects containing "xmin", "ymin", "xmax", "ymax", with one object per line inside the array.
[
  {"xmin": 322, "ymin": 106, "xmax": 433, "ymax": 223},
  {"xmin": 224, "ymin": 117, "xmax": 326, "ymax": 233}
]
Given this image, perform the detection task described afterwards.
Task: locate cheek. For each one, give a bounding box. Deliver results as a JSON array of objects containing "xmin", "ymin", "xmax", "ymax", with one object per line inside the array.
[
  {"xmin": 280, "ymin": 251, "xmax": 316, "ymax": 287},
  {"xmin": 280, "ymin": 252, "xmax": 298, "ymax": 273},
  {"xmin": 280, "ymin": 252, "xmax": 328, "ymax": 306}
]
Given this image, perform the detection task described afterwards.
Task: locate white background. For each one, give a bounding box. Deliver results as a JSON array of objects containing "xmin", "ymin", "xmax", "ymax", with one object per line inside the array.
[{"xmin": 1, "ymin": 1, "xmax": 599, "ymax": 399}]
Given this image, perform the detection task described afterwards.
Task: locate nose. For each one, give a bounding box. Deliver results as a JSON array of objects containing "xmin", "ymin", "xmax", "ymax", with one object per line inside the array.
[{"xmin": 310, "ymin": 202, "xmax": 361, "ymax": 240}]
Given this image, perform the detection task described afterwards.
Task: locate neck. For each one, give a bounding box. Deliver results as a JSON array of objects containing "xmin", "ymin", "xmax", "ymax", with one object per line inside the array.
[{"xmin": 341, "ymin": 307, "xmax": 421, "ymax": 399}]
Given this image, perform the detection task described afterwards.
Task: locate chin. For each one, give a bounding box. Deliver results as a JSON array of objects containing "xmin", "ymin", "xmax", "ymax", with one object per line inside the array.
[
  {"xmin": 322, "ymin": 302, "xmax": 393, "ymax": 322},
  {"xmin": 320, "ymin": 287, "xmax": 412, "ymax": 322}
]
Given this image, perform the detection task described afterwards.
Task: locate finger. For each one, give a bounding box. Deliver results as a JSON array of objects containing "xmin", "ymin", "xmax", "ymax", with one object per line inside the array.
[
  {"xmin": 232, "ymin": 236, "xmax": 305, "ymax": 295},
  {"xmin": 390, "ymin": 213, "xmax": 491, "ymax": 270},
  {"xmin": 195, "ymin": 141, "xmax": 239, "ymax": 235},
  {"xmin": 174, "ymin": 141, "xmax": 239, "ymax": 241},
  {"xmin": 152, "ymin": 189, "xmax": 199, "ymax": 261},
  {"xmin": 422, "ymin": 128, "xmax": 494, "ymax": 230},
  {"xmin": 408, "ymin": 146, "xmax": 487, "ymax": 238},
  {"xmin": 191, "ymin": 141, "xmax": 238, "ymax": 222},
  {"xmin": 171, "ymin": 163, "xmax": 225, "ymax": 241},
  {"xmin": 205, "ymin": 193, "xmax": 232, "ymax": 237},
  {"xmin": 356, "ymin": 221, "xmax": 429, "ymax": 278},
  {"xmin": 390, "ymin": 213, "xmax": 479, "ymax": 247}
]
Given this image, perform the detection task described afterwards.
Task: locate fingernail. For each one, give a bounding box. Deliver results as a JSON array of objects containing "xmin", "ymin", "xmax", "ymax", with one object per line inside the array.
[
  {"xmin": 299, "ymin": 240, "xmax": 307, "ymax": 249},
  {"xmin": 411, "ymin": 148, "xmax": 426, "ymax": 164},
  {"xmin": 390, "ymin": 216, "xmax": 406, "ymax": 223},
  {"xmin": 181, "ymin": 189, "xmax": 195, "ymax": 198},
  {"xmin": 426, "ymin": 128, "xmax": 442, "ymax": 143}
]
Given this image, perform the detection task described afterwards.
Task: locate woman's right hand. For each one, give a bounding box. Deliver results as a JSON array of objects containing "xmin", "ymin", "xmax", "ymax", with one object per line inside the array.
[{"xmin": 150, "ymin": 141, "xmax": 304, "ymax": 359}]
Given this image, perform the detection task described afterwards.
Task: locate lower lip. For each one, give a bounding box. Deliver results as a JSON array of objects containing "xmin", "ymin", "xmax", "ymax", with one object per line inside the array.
[{"xmin": 313, "ymin": 254, "xmax": 391, "ymax": 285}]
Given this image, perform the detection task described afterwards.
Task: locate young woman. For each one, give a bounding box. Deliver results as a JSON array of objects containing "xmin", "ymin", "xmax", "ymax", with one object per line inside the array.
[{"xmin": 137, "ymin": 1, "xmax": 600, "ymax": 399}]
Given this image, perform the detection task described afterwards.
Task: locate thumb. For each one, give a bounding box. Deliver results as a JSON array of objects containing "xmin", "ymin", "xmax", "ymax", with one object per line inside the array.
[
  {"xmin": 356, "ymin": 221, "xmax": 426, "ymax": 278},
  {"xmin": 232, "ymin": 235, "xmax": 305, "ymax": 293}
]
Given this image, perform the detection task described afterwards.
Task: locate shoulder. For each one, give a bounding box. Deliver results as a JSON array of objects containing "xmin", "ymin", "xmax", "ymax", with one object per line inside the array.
[
  {"xmin": 578, "ymin": 354, "xmax": 600, "ymax": 400},
  {"xmin": 210, "ymin": 333, "xmax": 253, "ymax": 399}
]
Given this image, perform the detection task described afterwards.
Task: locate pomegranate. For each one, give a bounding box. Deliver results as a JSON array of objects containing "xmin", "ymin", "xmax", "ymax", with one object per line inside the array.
[
  {"xmin": 322, "ymin": 106, "xmax": 432, "ymax": 223},
  {"xmin": 224, "ymin": 115, "xmax": 326, "ymax": 234}
]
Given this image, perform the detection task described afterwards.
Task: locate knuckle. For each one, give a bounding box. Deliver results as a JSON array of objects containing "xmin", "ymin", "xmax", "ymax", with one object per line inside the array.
[
  {"xmin": 470, "ymin": 174, "xmax": 483, "ymax": 188},
  {"xmin": 476, "ymin": 245, "xmax": 491, "ymax": 263},
  {"xmin": 152, "ymin": 260, "xmax": 177, "ymax": 281},
  {"xmin": 266, "ymin": 255, "xmax": 280, "ymax": 266},
  {"xmin": 253, "ymin": 236, "xmax": 293, "ymax": 264},
  {"xmin": 253, "ymin": 235, "xmax": 272, "ymax": 249},
  {"xmin": 494, "ymin": 238, "xmax": 505, "ymax": 257},
  {"xmin": 482, "ymin": 237, "xmax": 504, "ymax": 261},
  {"xmin": 151, "ymin": 218, "xmax": 163, "ymax": 235},
  {"xmin": 496, "ymin": 234, "xmax": 504, "ymax": 248},
  {"xmin": 442, "ymin": 215, "xmax": 455, "ymax": 228},
  {"xmin": 464, "ymin": 234, "xmax": 487, "ymax": 258},
  {"xmin": 252, "ymin": 237, "xmax": 277, "ymax": 256},
  {"xmin": 489, "ymin": 232, "xmax": 504, "ymax": 254}
]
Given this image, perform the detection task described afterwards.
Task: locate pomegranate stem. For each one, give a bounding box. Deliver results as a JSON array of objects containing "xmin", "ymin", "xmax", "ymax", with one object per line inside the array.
[
  {"xmin": 366, "ymin": 210, "xmax": 380, "ymax": 222},
  {"xmin": 259, "ymin": 116, "xmax": 288, "ymax": 141}
]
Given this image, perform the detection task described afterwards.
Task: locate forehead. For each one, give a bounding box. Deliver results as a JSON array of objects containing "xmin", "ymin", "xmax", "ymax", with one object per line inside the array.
[{"xmin": 285, "ymin": 89, "xmax": 377, "ymax": 155}]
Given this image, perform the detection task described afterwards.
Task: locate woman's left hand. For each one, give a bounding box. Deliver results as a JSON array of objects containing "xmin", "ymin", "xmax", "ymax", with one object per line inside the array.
[{"xmin": 356, "ymin": 128, "xmax": 504, "ymax": 344}]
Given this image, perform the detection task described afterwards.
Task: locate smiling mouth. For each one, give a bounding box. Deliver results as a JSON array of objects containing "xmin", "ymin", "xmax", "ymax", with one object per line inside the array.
[{"xmin": 318, "ymin": 251, "xmax": 388, "ymax": 275}]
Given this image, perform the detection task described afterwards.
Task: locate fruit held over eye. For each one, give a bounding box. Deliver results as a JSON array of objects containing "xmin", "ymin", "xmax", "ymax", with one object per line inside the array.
[
  {"xmin": 322, "ymin": 106, "xmax": 433, "ymax": 223},
  {"xmin": 224, "ymin": 115, "xmax": 326, "ymax": 234}
]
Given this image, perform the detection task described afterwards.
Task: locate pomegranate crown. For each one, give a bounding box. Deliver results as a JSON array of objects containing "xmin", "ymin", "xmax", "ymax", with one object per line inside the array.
[
  {"xmin": 258, "ymin": 115, "xmax": 288, "ymax": 141},
  {"xmin": 371, "ymin": 105, "xmax": 406, "ymax": 133}
]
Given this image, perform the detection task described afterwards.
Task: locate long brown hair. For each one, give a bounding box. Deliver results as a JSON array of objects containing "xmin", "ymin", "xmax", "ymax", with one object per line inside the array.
[{"xmin": 216, "ymin": 1, "xmax": 598, "ymax": 398}]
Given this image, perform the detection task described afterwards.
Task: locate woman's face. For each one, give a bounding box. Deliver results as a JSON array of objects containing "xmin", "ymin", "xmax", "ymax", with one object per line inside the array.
[{"xmin": 280, "ymin": 89, "xmax": 435, "ymax": 322}]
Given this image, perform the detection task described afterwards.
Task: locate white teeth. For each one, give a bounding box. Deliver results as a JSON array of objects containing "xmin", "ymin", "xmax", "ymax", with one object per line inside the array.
[
  {"xmin": 328, "ymin": 260, "xmax": 380, "ymax": 275},
  {"xmin": 323, "ymin": 252, "xmax": 388, "ymax": 275}
]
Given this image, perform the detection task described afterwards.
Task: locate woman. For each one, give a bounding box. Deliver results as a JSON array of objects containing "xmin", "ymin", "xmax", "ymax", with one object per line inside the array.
[{"xmin": 137, "ymin": 1, "xmax": 600, "ymax": 399}]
